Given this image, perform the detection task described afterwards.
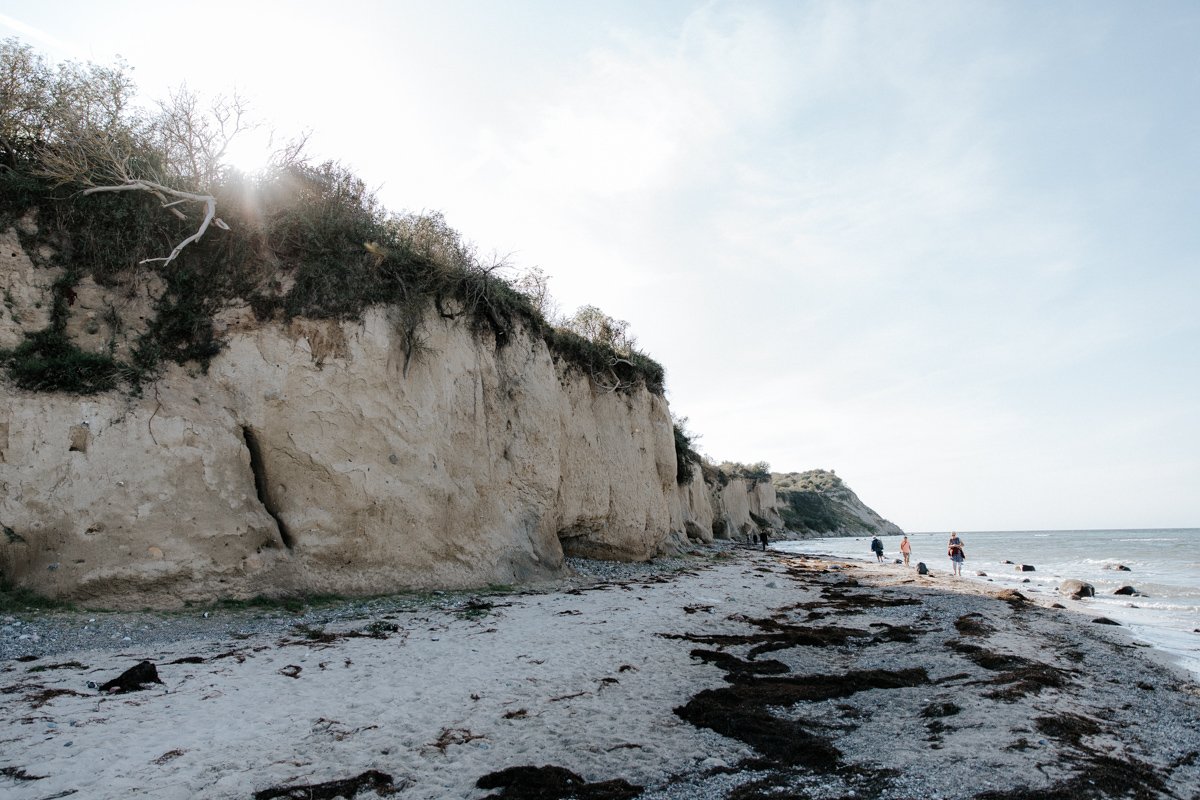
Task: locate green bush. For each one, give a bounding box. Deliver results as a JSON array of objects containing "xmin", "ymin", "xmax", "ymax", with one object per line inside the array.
[
  {"xmin": 672, "ymin": 418, "xmax": 701, "ymax": 484},
  {"xmin": 544, "ymin": 327, "xmax": 664, "ymax": 394},
  {"xmin": 3, "ymin": 328, "xmax": 121, "ymax": 393},
  {"xmin": 719, "ymin": 460, "xmax": 772, "ymax": 482}
]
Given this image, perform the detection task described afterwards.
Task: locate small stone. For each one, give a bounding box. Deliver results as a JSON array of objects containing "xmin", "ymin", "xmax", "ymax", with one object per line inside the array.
[{"xmin": 1113, "ymin": 586, "xmax": 1139, "ymax": 596}]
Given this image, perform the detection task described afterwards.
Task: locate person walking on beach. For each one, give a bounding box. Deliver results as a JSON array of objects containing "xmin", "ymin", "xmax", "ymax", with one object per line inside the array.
[
  {"xmin": 900, "ymin": 535, "xmax": 911, "ymax": 566},
  {"xmin": 870, "ymin": 536, "xmax": 884, "ymax": 563},
  {"xmin": 758, "ymin": 529, "xmax": 769, "ymax": 551},
  {"xmin": 948, "ymin": 532, "xmax": 965, "ymax": 576}
]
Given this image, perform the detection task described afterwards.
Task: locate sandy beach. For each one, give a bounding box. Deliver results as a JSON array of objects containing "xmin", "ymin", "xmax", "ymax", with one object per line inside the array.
[{"xmin": 2, "ymin": 545, "xmax": 1198, "ymax": 800}]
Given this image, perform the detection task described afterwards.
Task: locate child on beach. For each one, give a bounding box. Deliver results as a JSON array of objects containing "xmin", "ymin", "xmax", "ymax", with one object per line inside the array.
[
  {"xmin": 948, "ymin": 532, "xmax": 965, "ymax": 576},
  {"xmin": 870, "ymin": 537, "xmax": 884, "ymax": 562},
  {"xmin": 900, "ymin": 535, "xmax": 911, "ymax": 566}
]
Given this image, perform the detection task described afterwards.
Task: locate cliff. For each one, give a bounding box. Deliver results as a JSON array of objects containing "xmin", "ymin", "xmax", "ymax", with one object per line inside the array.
[
  {"xmin": 0, "ymin": 226, "xmax": 773, "ymax": 608},
  {"xmin": 773, "ymin": 469, "xmax": 903, "ymax": 537},
  {"xmin": 709, "ymin": 476, "xmax": 785, "ymax": 540}
]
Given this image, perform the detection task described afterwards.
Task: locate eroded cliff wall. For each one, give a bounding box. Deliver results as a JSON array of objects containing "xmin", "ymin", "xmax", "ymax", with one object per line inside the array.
[
  {"xmin": 709, "ymin": 478, "xmax": 785, "ymax": 541},
  {"xmin": 1, "ymin": 292, "xmax": 690, "ymax": 607}
]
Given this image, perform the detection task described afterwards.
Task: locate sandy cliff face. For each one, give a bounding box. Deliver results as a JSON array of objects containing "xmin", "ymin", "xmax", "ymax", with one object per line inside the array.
[
  {"xmin": 0, "ymin": 224, "xmax": 804, "ymax": 607},
  {"xmin": 709, "ymin": 478, "xmax": 785, "ymax": 540},
  {"xmin": 670, "ymin": 469, "xmax": 715, "ymax": 545},
  {"xmin": 1, "ymin": 265, "xmax": 687, "ymax": 607}
]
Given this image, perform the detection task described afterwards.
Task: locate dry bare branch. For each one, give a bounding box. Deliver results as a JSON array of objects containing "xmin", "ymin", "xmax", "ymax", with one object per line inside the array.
[{"xmin": 81, "ymin": 179, "xmax": 228, "ymax": 266}]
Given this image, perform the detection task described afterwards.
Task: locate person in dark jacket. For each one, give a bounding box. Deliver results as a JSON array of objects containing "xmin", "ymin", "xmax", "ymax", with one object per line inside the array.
[{"xmin": 870, "ymin": 537, "xmax": 884, "ymax": 562}]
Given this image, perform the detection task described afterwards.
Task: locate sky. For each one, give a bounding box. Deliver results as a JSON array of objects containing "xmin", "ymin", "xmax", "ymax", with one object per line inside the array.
[{"xmin": 2, "ymin": 0, "xmax": 1197, "ymax": 532}]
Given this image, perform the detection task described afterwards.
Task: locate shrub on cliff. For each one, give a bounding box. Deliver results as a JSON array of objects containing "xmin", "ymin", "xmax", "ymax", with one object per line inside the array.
[
  {"xmin": 719, "ymin": 461, "xmax": 772, "ymax": 483},
  {"xmin": 672, "ymin": 417, "xmax": 701, "ymax": 484}
]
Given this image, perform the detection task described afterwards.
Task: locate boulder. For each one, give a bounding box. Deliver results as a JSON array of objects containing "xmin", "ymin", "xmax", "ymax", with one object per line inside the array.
[
  {"xmin": 1059, "ymin": 579, "xmax": 1095, "ymax": 599},
  {"xmin": 916, "ymin": 562, "xmax": 929, "ymax": 575},
  {"xmin": 98, "ymin": 660, "xmax": 163, "ymax": 694},
  {"xmin": 1016, "ymin": 564, "xmax": 1036, "ymax": 572},
  {"xmin": 1092, "ymin": 617, "xmax": 1121, "ymax": 626},
  {"xmin": 1113, "ymin": 586, "xmax": 1140, "ymax": 596}
]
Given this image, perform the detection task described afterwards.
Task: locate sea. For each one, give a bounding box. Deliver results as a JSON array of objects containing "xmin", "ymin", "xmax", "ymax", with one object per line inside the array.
[{"xmin": 774, "ymin": 528, "xmax": 1200, "ymax": 678}]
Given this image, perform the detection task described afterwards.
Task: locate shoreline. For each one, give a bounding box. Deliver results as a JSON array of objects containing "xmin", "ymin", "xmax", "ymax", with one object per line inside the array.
[
  {"xmin": 776, "ymin": 531, "xmax": 1200, "ymax": 681},
  {"xmin": 2, "ymin": 545, "xmax": 1198, "ymax": 799}
]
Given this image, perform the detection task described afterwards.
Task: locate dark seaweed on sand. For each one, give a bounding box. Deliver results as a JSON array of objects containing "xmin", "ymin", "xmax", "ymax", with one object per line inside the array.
[
  {"xmin": 476, "ymin": 765, "xmax": 642, "ymax": 800},
  {"xmin": 674, "ymin": 668, "xmax": 930, "ymax": 771},
  {"xmin": 253, "ymin": 769, "xmax": 400, "ymax": 799}
]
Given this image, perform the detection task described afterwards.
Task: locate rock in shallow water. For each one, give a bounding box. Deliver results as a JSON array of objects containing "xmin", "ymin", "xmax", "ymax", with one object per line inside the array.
[{"xmin": 1059, "ymin": 579, "xmax": 1095, "ymax": 599}]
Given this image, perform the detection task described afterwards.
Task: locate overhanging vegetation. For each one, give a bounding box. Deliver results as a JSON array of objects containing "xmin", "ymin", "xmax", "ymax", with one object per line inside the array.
[{"xmin": 0, "ymin": 38, "xmax": 665, "ymax": 396}]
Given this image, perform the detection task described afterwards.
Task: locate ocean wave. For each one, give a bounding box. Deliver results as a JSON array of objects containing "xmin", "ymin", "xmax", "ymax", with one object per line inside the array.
[{"xmin": 1116, "ymin": 537, "xmax": 1180, "ymax": 543}]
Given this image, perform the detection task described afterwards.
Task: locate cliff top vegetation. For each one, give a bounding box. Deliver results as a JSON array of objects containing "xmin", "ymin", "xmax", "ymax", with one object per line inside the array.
[
  {"xmin": 0, "ymin": 38, "xmax": 664, "ymax": 396},
  {"xmin": 773, "ymin": 469, "xmax": 844, "ymax": 493}
]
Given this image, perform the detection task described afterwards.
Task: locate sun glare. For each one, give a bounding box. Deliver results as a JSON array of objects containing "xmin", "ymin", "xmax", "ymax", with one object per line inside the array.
[{"xmin": 222, "ymin": 129, "xmax": 276, "ymax": 176}]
